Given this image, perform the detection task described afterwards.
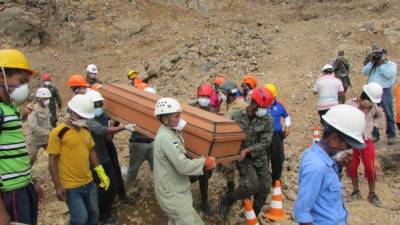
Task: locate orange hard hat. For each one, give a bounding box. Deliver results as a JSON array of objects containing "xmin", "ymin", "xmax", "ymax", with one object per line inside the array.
[
  {"xmin": 197, "ymin": 83, "xmax": 213, "ymax": 97},
  {"xmin": 42, "ymin": 73, "xmax": 51, "ymax": 81},
  {"xmin": 251, "ymin": 87, "xmax": 273, "ymax": 108},
  {"xmin": 67, "ymin": 74, "xmax": 89, "ymax": 87},
  {"xmin": 242, "ymin": 75, "xmax": 257, "ymax": 89},
  {"xmin": 213, "ymin": 76, "xmax": 226, "ymax": 85}
]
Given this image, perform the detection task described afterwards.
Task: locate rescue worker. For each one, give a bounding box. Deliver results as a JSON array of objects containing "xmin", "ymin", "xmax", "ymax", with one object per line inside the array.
[
  {"xmin": 67, "ymin": 74, "xmax": 89, "ymax": 95},
  {"xmin": 346, "ymin": 83, "xmax": 384, "ymax": 207},
  {"xmin": 0, "ymin": 49, "xmax": 44, "ymax": 225},
  {"xmin": 127, "ymin": 70, "xmax": 149, "ymax": 89},
  {"xmin": 41, "ymin": 73, "xmax": 62, "ymax": 127},
  {"xmin": 86, "ymin": 90, "xmax": 135, "ymax": 224},
  {"xmin": 190, "ymin": 83, "xmax": 216, "ymax": 215},
  {"xmin": 86, "ymin": 64, "xmax": 102, "ymax": 86},
  {"xmin": 237, "ymin": 75, "xmax": 257, "ymax": 102},
  {"xmin": 210, "ymin": 76, "xmax": 225, "ymax": 112},
  {"xmin": 220, "ymin": 87, "xmax": 274, "ymax": 219},
  {"xmin": 332, "ymin": 50, "xmax": 351, "ymax": 93},
  {"xmin": 265, "ymin": 83, "xmax": 291, "ymax": 183},
  {"xmin": 27, "ymin": 88, "xmax": 52, "ymax": 165},
  {"xmin": 217, "ymin": 80, "xmax": 247, "ymax": 194},
  {"xmin": 125, "ymin": 87, "xmax": 157, "ymax": 189},
  {"xmin": 314, "ymin": 64, "xmax": 345, "ymax": 123},
  {"xmin": 153, "ymin": 97, "xmax": 216, "ymax": 225},
  {"xmin": 294, "ymin": 105, "xmax": 366, "ymax": 225},
  {"xmin": 48, "ymin": 94, "xmax": 110, "ymax": 225}
]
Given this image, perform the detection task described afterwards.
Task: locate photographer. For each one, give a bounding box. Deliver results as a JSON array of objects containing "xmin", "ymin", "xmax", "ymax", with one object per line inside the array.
[{"xmin": 362, "ymin": 47, "xmax": 397, "ymax": 145}]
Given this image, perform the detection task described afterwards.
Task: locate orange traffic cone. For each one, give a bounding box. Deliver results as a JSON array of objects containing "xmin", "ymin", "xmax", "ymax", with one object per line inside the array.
[
  {"xmin": 264, "ymin": 180, "xmax": 287, "ymax": 222},
  {"xmin": 244, "ymin": 199, "xmax": 259, "ymax": 225},
  {"xmin": 313, "ymin": 126, "xmax": 321, "ymax": 142}
]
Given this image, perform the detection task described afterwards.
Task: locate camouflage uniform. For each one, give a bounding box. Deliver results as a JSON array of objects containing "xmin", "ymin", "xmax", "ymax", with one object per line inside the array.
[
  {"xmin": 220, "ymin": 109, "xmax": 273, "ymax": 216},
  {"xmin": 42, "ymin": 84, "xmax": 62, "ymax": 127},
  {"xmin": 332, "ymin": 56, "xmax": 351, "ymax": 92}
]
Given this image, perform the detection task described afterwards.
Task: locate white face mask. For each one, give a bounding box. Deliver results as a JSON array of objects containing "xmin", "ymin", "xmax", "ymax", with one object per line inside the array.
[
  {"xmin": 198, "ymin": 97, "xmax": 210, "ymax": 107},
  {"xmin": 43, "ymin": 99, "xmax": 50, "ymax": 106},
  {"xmin": 44, "ymin": 81, "xmax": 51, "ymax": 86},
  {"xmin": 173, "ymin": 118, "xmax": 187, "ymax": 131},
  {"xmin": 72, "ymin": 119, "xmax": 87, "ymax": 127},
  {"xmin": 1, "ymin": 67, "xmax": 30, "ymax": 105},
  {"xmin": 255, "ymin": 107, "xmax": 268, "ymax": 117}
]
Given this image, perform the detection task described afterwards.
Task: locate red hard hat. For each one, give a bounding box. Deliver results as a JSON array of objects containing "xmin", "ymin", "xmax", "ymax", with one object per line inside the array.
[
  {"xmin": 251, "ymin": 87, "xmax": 273, "ymax": 108},
  {"xmin": 67, "ymin": 74, "xmax": 89, "ymax": 87},
  {"xmin": 197, "ymin": 83, "xmax": 213, "ymax": 97},
  {"xmin": 42, "ymin": 73, "xmax": 51, "ymax": 81}
]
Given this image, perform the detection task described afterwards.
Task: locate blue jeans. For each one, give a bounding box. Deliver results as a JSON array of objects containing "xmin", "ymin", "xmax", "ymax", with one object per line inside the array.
[
  {"xmin": 381, "ymin": 87, "xmax": 396, "ymax": 138},
  {"xmin": 66, "ymin": 182, "xmax": 99, "ymax": 225}
]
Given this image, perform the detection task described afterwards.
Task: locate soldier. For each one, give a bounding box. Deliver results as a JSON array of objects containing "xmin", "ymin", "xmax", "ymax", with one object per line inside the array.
[
  {"xmin": 217, "ymin": 80, "xmax": 247, "ymax": 194},
  {"xmin": 27, "ymin": 88, "xmax": 52, "ymax": 165},
  {"xmin": 153, "ymin": 97, "xmax": 216, "ymax": 225},
  {"xmin": 41, "ymin": 73, "xmax": 62, "ymax": 127},
  {"xmin": 332, "ymin": 50, "xmax": 351, "ymax": 93},
  {"xmin": 219, "ymin": 87, "xmax": 274, "ymax": 219}
]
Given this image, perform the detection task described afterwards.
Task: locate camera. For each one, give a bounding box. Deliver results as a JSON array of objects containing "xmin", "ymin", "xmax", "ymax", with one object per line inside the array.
[{"xmin": 371, "ymin": 52, "xmax": 383, "ymax": 64}]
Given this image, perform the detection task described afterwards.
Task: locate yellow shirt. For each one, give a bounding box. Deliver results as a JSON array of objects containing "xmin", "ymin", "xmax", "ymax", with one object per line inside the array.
[{"xmin": 47, "ymin": 123, "xmax": 95, "ymax": 189}]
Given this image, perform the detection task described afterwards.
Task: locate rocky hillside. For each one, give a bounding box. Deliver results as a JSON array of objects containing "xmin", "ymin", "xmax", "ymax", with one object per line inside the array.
[{"xmin": 2, "ymin": 0, "xmax": 400, "ymax": 224}]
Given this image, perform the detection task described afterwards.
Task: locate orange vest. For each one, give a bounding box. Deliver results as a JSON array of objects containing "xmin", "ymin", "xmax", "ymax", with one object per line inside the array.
[{"xmin": 133, "ymin": 79, "xmax": 149, "ymax": 90}]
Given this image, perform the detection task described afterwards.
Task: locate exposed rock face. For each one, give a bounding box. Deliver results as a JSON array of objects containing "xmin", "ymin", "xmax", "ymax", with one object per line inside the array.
[{"xmin": 0, "ymin": 7, "xmax": 42, "ymax": 46}]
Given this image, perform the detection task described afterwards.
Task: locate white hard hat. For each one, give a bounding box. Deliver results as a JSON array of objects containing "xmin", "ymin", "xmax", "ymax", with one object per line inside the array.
[
  {"xmin": 67, "ymin": 94, "xmax": 95, "ymax": 119},
  {"xmin": 154, "ymin": 97, "xmax": 182, "ymax": 116},
  {"xmin": 86, "ymin": 64, "xmax": 98, "ymax": 74},
  {"xmin": 36, "ymin": 87, "xmax": 52, "ymax": 98},
  {"xmin": 144, "ymin": 87, "xmax": 156, "ymax": 94},
  {"xmin": 322, "ymin": 104, "xmax": 366, "ymax": 149},
  {"xmin": 363, "ymin": 82, "xmax": 383, "ymax": 103},
  {"xmin": 321, "ymin": 64, "xmax": 333, "ymax": 72},
  {"xmin": 86, "ymin": 89, "xmax": 104, "ymax": 102}
]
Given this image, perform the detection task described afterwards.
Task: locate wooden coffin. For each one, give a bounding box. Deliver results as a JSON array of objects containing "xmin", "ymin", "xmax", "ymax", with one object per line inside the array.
[{"xmin": 98, "ymin": 84, "xmax": 246, "ymax": 162}]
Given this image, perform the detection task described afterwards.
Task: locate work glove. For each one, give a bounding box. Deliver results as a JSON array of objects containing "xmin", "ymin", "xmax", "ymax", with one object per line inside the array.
[
  {"xmin": 94, "ymin": 165, "xmax": 110, "ymax": 190},
  {"xmin": 204, "ymin": 156, "xmax": 216, "ymax": 171},
  {"xmin": 124, "ymin": 123, "xmax": 136, "ymax": 132}
]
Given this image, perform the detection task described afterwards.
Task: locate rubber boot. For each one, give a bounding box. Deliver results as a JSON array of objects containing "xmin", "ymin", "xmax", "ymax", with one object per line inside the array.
[
  {"xmin": 219, "ymin": 194, "xmax": 234, "ymax": 220},
  {"xmin": 199, "ymin": 175, "xmax": 213, "ymax": 215}
]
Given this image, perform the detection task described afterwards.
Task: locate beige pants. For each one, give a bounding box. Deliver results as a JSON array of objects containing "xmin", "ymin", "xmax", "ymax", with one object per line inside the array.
[
  {"xmin": 221, "ymin": 161, "xmax": 235, "ymax": 182},
  {"xmin": 27, "ymin": 143, "xmax": 47, "ymax": 165},
  {"xmin": 167, "ymin": 206, "xmax": 204, "ymax": 225}
]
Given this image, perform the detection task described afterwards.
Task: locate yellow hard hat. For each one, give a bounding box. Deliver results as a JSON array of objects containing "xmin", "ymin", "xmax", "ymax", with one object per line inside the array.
[
  {"xmin": 264, "ymin": 83, "xmax": 277, "ymax": 98},
  {"xmin": 127, "ymin": 70, "xmax": 138, "ymax": 79},
  {"xmin": 0, "ymin": 49, "xmax": 37, "ymax": 75}
]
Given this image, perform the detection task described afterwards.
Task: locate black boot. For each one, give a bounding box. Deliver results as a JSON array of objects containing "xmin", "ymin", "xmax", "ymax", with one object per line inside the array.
[
  {"xmin": 227, "ymin": 181, "xmax": 235, "ymax": 194},
  {"xmin": 219, "ymin": 195, "xmax": 234, "ymax": 220},
  {"xmin": 201, "ymin": 199, "xmax": 213, "ymax": 215},
  {"xmin": 199, "ymin": 175, "xmax": 213, "ymax": 215}
]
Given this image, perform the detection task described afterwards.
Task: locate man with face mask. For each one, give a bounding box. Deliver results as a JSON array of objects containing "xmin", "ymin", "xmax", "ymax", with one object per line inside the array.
[
  {"xmin": 220, "ymin": 87, "xmax": 274, "ymax": 220},
  {"xmin": 153, "ymin": 97, "xmax": 216, "ymax": 225},
  {"xmin": 86, "ymin": 64, "xmax": 102, "ymax": 86},
  {"xmin": 346, "ymin": 83, "xmax": 383, "ymax": 207},
  {"xmin": 41, "ymin": 73, "xmax": 62, "ymax": 127},
  {"xmin": 85, "ymin": 90, "xmax": 134, "ymax": 224},
  {"xmin": 27, "ymin": 88, "xmax": 52, "ymax": 165},
  {"xmin": 294, "ymin": 104, "xmax": 366, "ymax": 225},
  {"xmin": 0, "ymin": 49, "xmax": 44, "ymax": 225},
  {"xmin": 48, "ymin": 94, "xmax": 110, "ymax": 225},
  {"xmin": 189, "ymin": 83, "xmax": 217, "ymax": 215},
  {"xmin": 67, "ymin": 74, "xmax": 89, "ymax": 95}
]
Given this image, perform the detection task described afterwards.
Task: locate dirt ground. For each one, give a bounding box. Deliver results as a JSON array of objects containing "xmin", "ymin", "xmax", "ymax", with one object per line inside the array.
[{"xmin": 7, "ymin": 0, "xmax": 400, "ymax": 224}]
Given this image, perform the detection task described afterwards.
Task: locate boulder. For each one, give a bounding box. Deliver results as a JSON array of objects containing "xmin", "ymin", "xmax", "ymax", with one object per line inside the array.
[{"xmin": 0, "ymin": 7, "xmax": 42, "ymax": 46}]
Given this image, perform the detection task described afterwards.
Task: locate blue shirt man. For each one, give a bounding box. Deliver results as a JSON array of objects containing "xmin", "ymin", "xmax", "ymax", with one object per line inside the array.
[
  {"xmin": 268, "ymin": 100, "xmax": 290, "ymax": 132},
  {"xmin": 362, "ymin": 48, "xmax": 397, "ymax": 144},
  {"xmin": 294, "ymin": 142, "xmax": 347, "ymax": 225}
]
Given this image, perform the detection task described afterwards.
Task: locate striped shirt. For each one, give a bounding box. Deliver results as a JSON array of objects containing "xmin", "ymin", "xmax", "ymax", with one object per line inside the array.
[{"xmin": 0, "ymin": 103, "xmax": 32, "ymax": 191}]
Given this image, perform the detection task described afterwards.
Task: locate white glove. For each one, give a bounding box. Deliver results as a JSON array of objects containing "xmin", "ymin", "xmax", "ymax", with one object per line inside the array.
[{"xmin": 124, "ymin": 123, "xmax": 136, "ymax": 132}]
